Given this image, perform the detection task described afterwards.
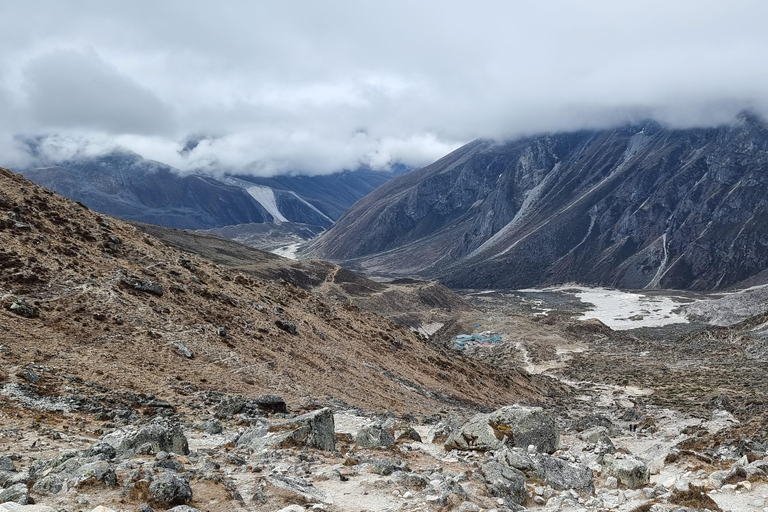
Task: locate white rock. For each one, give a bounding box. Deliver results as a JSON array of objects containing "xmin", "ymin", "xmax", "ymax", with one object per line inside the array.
[{"xmin": 605, "ymin": 476, "xmax": 618, "ymax": 489}]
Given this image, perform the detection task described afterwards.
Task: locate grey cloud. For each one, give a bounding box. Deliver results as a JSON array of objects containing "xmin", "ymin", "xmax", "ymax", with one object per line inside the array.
[
  {"xmin": 2, "ymin": 1, "xmax": 768, "ymax": 174},
  {"xmin": 23, "ymin": 49, "xmax": 174, "ymax": 135}
]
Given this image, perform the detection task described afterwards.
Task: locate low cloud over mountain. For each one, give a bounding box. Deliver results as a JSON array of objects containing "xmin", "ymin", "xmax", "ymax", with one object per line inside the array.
[{"xmin": 2, "ymin": 1, "xmax": 768, "ymax": 175}]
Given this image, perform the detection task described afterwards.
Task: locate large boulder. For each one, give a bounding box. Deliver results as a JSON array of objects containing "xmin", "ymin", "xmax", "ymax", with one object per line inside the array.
[
  {"xmin": 103, "ymin": 420, "xmax": 189, "ymax": 456},
  {"xmin": 481, "ymin": 461, "xmax": 526, "ymax": 509},
  {"xmin": 356, "ymin": 425, "xmax": 395, "ymax": 449},
  {"xmin": 445, "ymin": 405, "xmax": 558, "ymax": 453},
  {"xmin": 240, "ymin": 408, "xmax": 335, "ymax": 452},
  {"xmin": 532, "ymin": 453, "xmax": 593, "ymax": 492},
  {"xmin": 602, "ymin": 454, "xmax": 650, "ymax": 489}
]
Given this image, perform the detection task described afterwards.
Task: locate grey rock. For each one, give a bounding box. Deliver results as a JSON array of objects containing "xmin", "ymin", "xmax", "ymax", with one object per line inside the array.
[
  {"xmin": 83, "ymin": 442, "xmax": 117, "ymax": 460},
  {"xmin": 366, "ymin": 458, "xmax": 407, "ymax": 476},
  {"xmin": 266, "ymin": 474, "xmax": 327, "ymax": 503},
  {"xmin": 242, "ymin": 408, "xmax": 335, "ymax": 451},
  {"xmin": 356, "ymin": 425, "xmax": 395, "ymax": 449},
  {"xmin": 0, "ymin": 483, "xmax": 30, "ymax": 504},
  {"xmin": 445, "ymin": 405, "xmax": 558, "ymax": 453},
  {"xmin": 148, "ymin": 473, "xmax": 192, "ymax": 506},
  {"xmin": 274, "ymin": 320, "xmax": 297, "ymax": 335},
  {"xmin": 167, "ymin": 506, "xmax": 203, "ymax": 512},
  {"xmin": 199, "ymin": 419, "xmax": 223, "ymax": 435},
  {"xmin": 234, "ymin": 421, "xmax": 269, "ymax": 449},
  {"xmin": 394, "ymin": 426, "xmax": 422, "ymax": 443},
  {"xmin": 392, "ymin": 471, "xmax": 429, "ymax": 490},
  {"xmin": 8, "ymin": 298, "xmax": 36, "ymax": 318},
  {"xmin": 275, "ymin": 408, "xmax": 336, "ymax": 451},
  {"xmin": 602, "ymin": 454, "xmax": 650, "ymax": 489},
  {"xmin": 532, "ymin": 453, "xmax": 594, "ymax": 492},
  {"xmin": 0, "ymin": 457, "xmax": 15, "ymax": 472},
  {"xmin": 121, "ymin": 278, "xmax": 164, "ymax": 296},
  {"xmin": 136, "ymin": 506, "xmax": 155, "ymax": 512},
  {"xmin": 32, "ymin": 474, "xmax": 66, "ymax": 495},
  {"xmin": 72, "ymin": 461, "xmax": 118, "ymax": 487},
  {"xmin": 172, "ymin": 341, "xmax": 193, "ymax": 359},
  {"xmin": 494, "ymin": 447, "xmax": 535, "ymax": 472},
  {"xmin": 216, "ymin": 396, "xmax": 246, "ymax": 419},
  {"xmin": 19, "ymin": 368, "xmax": 40, "ymax": 384},
  {"xmin": 426, "ymin": 420, "xmax": 457, "ymax": 444},
  {"xmin": 104, "ymin": 419, "xmax": 189, "ymax": 456},
  {"xmin": 0, "ymin": 471, "xmax": 28, "ymax": 489},
  {"xmin": 481, "ymin": 461, "xmax": 527, "ymax": 508},
  {"xmin": 255, "ymin": 394, "xmax": 287, "ymax": 414}
]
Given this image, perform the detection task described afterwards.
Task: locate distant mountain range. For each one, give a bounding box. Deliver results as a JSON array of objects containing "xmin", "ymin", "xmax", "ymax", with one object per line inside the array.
[
  {"xmin": 19, "ymin": 150, "xmax": 409, "ymax": 231},
  {"xmin": 306, "ymin": 112, "xmax": 768, "ymax": 291}
]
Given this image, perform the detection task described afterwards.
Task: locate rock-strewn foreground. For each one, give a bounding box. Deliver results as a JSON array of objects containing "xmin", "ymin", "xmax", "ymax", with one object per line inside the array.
[{"xmin": 3, "ymin": 167, "xmax": 768, "ymax": 511}]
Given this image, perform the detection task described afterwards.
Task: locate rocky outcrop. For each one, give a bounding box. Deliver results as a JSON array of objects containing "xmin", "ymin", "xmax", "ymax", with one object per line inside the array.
[{"xmin": 307, "ymin": 113, "xmax": 768, "ymax": 291}]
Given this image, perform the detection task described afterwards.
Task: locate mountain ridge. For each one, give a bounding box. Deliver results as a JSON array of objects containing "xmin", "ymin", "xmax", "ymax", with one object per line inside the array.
[
  {"xmin": 18, "ymin": 150, "xmax": 407, "ymax": 231},
  {"xmin": 306, "ymin": 113, "xmax": 768, "ymax": 291}
]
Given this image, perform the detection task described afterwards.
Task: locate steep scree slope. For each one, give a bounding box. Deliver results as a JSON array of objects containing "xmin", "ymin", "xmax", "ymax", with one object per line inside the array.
[{"xmin": 0, "ymin": 167, "xmax": 551, "ymax": 417}]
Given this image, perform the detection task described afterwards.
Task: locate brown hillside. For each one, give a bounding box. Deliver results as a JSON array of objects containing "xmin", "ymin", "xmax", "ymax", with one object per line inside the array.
[{"xmin": 0, "ymin": 167, "xmax": 553, "ymax": 420}]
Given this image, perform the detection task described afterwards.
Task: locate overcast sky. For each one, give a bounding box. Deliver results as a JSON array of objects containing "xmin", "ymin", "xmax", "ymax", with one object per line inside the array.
[{"xmin": 1, "ymin": 1, "xmax": 768, "ymax": 175}]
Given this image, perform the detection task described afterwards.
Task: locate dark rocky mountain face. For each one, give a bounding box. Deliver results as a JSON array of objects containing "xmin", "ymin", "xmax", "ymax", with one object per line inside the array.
[
  {"xmin": 19, "ymin": 151, "xmax": 405, "ymax": 231},
  {"xmin": 306, "ymin": 113, "xmax": 768, "ymax": 291}
]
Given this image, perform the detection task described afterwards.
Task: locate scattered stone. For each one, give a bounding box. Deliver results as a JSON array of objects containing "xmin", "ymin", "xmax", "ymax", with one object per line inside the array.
[
  {"xmin": 275, "ymin": 320, "xmax": 298, "ymax": 335},
  {"xmin": 8, "ymin": 298, "xmax": 36, "ymax": 318},
  {"xmin": 121, "ymin": 278, "xmax": 164, "ymax": 296},
  {"xmin": 275, "ymin": 506, "xmax": 305, "ymax": 512},
  {"xmin": 265, "ymin": 473, "xmax": 328, "ymax": 503},
  {"xmin": 72, "ymin": 461, "xmax": 118, "ymax": 487},
  {"xmin": 172, "ymin": 341, "xmax": 193, "ymax": 359}
]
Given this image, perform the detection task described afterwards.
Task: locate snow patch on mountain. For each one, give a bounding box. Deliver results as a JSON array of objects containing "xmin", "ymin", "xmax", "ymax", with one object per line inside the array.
[{"xmin": 245, "ymin": 185, "xmax": 288, "ymax": 223}]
